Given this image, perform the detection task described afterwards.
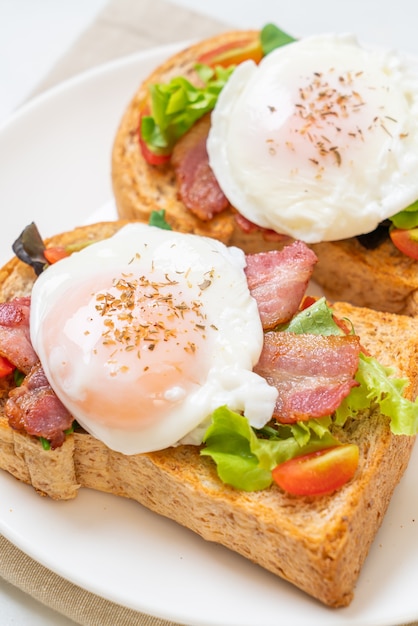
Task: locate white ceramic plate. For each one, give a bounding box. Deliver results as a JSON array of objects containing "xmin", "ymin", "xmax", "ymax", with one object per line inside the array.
[{"xmin": 0, "ymin": 44, "xmax": 418, "ymax": 626}]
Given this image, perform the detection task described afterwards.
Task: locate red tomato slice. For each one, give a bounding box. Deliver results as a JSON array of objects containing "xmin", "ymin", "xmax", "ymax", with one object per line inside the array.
[
  {"xmin": 0, "ymin": 355, "xmax": 15, "ymax": 377},
  {"xmin": 272, "ymin": 444, "xmax": 359, "ymax": 496},
  {"xmin": 300, "ymin": 295, "xmax": 317, "ymax": 311},
  {"xmin": 43, "ymin": 246, "xmax": 69, "ymax": 264},
  {"xmin": 138, "ymin": 132, "xmax": 171, "ymax": 165},
  {"xmin": 138, "ymin": 111, "xmax": 171, "ymax": 166},
  {"xmin": 197, "ymin": 36, "xmax": 263, "ymax": 67},
  {"xmin": 390, "ymin": 227, "xmax": 418, "ymax": 260}
]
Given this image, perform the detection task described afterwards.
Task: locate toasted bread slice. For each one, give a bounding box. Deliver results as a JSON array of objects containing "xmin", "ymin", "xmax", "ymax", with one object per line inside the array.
[
  {"xmin": 0, "ymin": 221, "xmax": 417, "ymax": 608},
  {"xmin": 111, "ymin": 30, "xmax": 418, "ymax": 313},
  {"xmin": 311, "ymin": 238, "xmax": 418, "ymax": 315}
]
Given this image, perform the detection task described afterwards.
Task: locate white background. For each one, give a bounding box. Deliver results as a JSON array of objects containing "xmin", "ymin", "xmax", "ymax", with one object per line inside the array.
[{"xmin": 1, "ymin": 1, "xmax": 418, "ymax": 624}]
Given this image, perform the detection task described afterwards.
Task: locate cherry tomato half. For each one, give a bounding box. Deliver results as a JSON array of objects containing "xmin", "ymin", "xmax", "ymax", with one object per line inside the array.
[
  {"xmin": 0, "ymin": 355, "xmax": 15, "ymax": 377},
  {"xmin": 390, "ymin": 227, "xmax": 418, "ymax": 261},
  {"xmin": 272, "ymin": 444, "xmax": 359, "ymax": 496},
  {"xmin": 299, "ymin": 295, "xmax": 317, "ymax": 311},
  {"xmin": 138, "ymin": 132, "xmax": 171, "ymax": 165},
  {"xmin": 43, "ymin": 246, "xmax": 69, "ymax": 264},
  {"xmin": 138, "ymin": 111, "xmax": 172, "ymax": 166}
]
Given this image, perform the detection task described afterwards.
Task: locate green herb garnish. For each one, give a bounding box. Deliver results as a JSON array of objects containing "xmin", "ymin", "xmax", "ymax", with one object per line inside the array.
[
  {"xmin": 260, "ymin": 23, "xmax": 296, "ymax": 55},
  {"xmin": 148, "ymin": 209, "xmax": 172, "ymax": 230},
  {"xmin": 13, "ymin": 369, "xmax": 25, "ymax": 387}
]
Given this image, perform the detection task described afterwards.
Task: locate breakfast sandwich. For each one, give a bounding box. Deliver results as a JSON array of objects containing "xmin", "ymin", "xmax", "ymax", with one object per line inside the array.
[{"xmin": 0, "ymin": 219, "xmax": 418, "ymax": 608}]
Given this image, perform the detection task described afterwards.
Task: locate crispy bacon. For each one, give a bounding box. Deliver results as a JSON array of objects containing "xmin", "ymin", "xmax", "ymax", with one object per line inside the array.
[
  {"xmin": 172, "ymin": 114, "xmax": 229, "ymax": 220},
  {"xmin": 245, "ymin": 241, "xmax": 318, "ymax": 330},
  {"xmin": 5, "ymin": 362, "xmax": 73, "ymax": 449},
  {"xmin": 254, "ymin": 332, "xmax": 361, "ymax": 423},
  {"xmin": 0, "ymin": 297, "xmax": 38, "ymax": 373}
]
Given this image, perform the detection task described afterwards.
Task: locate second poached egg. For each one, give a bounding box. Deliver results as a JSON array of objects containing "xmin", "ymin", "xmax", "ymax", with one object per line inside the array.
[{"xmin": 207, "ymin": 33, "xmax": 418, "ymax": 242}]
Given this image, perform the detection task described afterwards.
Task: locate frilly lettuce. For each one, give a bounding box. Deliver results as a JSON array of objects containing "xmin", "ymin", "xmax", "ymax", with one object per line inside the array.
[
  {"xmin": 201, "ymin": 407, "xmax": 340, "ymax": 491},
  {"xmin": 141, "ymin": 64, "xmax": 234, "ymax": 155},
  {"xmin": 336, "ymin": 353, "xmax": 418, "ymax": 435}
]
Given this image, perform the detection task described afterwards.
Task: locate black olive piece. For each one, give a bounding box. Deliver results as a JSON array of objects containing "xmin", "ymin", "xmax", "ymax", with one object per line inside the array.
[
  {"xmin": 356, "ymin": 220, "xmax": 391, "ymax": 250},
  {"xmin": 12, "ymin": 222, "xmax": 47, "ymax": 276}
]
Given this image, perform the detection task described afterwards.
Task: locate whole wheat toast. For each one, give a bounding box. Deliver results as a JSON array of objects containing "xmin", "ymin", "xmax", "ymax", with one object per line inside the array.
[
  {"xmin": 0, "ymin": 221, "xmax": 417, "ymax": 608},
  {"xmin": 311, "ymin": 238, "xmax": 418, "ymax": 315},
  {"xmin": 111, "ymin": 29, "xmax": 418, "ymax": 314}
]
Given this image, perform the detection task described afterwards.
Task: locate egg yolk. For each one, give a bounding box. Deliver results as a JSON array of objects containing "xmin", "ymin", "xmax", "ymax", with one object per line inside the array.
[{"xmin": 41, "ymin": 270, "xmax": 213, "ymax": 430}]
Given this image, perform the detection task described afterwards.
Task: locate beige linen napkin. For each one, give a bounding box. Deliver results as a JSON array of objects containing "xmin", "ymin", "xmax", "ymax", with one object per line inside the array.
[
  {"xmin": 1, "ymin": 1, "xmax": 226, "ymax": 624},
  {"xmin": 1, "ymin": 1, "xmax": 417, "ymax": 625},
  {"xmin": 30, "ymin": 0, "xmax": 228, "ymax": 96},
  {"xmin": 0, "ymin": 534, "xmax": 183, "ymax": 626}
]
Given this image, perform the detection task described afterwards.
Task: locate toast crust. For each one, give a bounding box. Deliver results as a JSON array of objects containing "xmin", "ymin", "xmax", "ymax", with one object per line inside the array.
[
  {"xmin": 311, "ymin": 239, "xmax": 418, "ymax": 315},
  {"xmin": 0, "ymin": 221, "xmax": 417, "ymax": 608},
  {"xmin": 111, "ymin": 30, "xmax": 418, "ymax": 313}
]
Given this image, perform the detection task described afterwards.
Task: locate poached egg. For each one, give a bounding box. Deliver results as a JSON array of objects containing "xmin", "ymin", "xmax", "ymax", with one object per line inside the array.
[
  {"xmin": 207, "ymin": 34, "xmax": 418, "ymax": 242},
  {"xmin": 29, "ymin": 224, "xmax": 277, "ymax": 455}
]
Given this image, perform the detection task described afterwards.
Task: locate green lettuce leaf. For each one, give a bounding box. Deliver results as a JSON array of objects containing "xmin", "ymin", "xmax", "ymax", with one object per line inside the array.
[
  {"xmin": 148, "ymin": 209, "xmax": 172, "ymax": 230},
  {"xmin": 141, "ymin": 64, "xmax": 234, "ymax": 155},
  {"xmin": 278, "ymin": 296, "xmax": 343, "ymax": 335},
  {"xmin": 336, "ymin": 353, "xmax": 418, "ymax": 434},
  {"xmin": 201, "ymin": 406, "xmax": 341, "ymax": 491},
  {"xmin": 390, "ymin": 200, "xmax": 418, "ymax": 229}
]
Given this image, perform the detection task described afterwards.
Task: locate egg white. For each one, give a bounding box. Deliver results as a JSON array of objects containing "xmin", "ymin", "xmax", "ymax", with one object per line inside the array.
[
  {"xmin": 30, "ymin": 224, "xmax": 277, "ymax": 454},
  {"xmin": 207, "ymin": 34, "xmax": 418, "ymax": 242}
]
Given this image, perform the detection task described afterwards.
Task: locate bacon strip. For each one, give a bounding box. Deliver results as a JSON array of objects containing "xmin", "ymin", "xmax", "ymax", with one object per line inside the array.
[
  {"xmin": 0, "ymin": 297, "xmax": 38, "ymax": 373},
  {"xmin": 172, "ymin": 114, "xmax": 229, "ymax": 220},
  {"xmin": 245, "ymin": 241, "xmax": 318, "ymax": 330},
  {"xmin": 5, "ymin": 362, "xmax": 73, "ymax": 449},
  {"xmin": 254, "ymin": 332, "xmax": 361, "ymax": 423}
]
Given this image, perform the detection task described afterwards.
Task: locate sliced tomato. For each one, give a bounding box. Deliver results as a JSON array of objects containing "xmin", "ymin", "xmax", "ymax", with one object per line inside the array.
[
  {"xmin": 197, "ymin": 36, "xmax": 263, "ymax": 67},
  {"xmin": 300, "ymin": 295, "xmax": 318, "ymax": 311},
  {"xmin": 272, "ymin": 444, "xmax": 359, "ymax": 496},
  {"xmin": 138, "ymin": 132, "xmax": 171, "ymax": 165},
  {"xmin": 390, "ymin": 227, "xmax": 418, "ymax": 260},
  {"xmin": 43, "ymin": 246, "xmax": 69, "ymax": 264},
  {"xmin": 138, "ymin": 110, "xmax": 171, "ymax": 166},
  {"xmin": 0, "ymin": 355, "xmax": 15, "ymax": 377}
]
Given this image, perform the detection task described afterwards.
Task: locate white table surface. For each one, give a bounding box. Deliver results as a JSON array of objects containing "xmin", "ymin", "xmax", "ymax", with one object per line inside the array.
[{"xmin": 1, "ymin": 0, "xmax": 418, "ymax": 624}]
